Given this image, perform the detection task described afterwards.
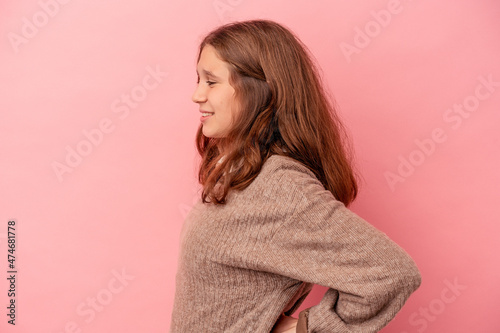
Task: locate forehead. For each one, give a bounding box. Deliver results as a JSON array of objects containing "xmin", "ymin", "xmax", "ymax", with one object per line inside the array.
[{"xmin": 196, "ymin": 45, "xmax": 231, "ymax": 77}]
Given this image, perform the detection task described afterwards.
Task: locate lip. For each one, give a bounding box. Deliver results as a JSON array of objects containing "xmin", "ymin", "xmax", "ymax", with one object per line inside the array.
[{"xmin": 200, "ymin": 111, "xmax": 214, "ymax": 122}]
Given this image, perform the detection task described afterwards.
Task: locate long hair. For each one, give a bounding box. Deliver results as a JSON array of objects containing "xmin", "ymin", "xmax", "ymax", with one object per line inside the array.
[{"xmin": 195, "ymin": 19, "xmax": 358, "ymax": 206}]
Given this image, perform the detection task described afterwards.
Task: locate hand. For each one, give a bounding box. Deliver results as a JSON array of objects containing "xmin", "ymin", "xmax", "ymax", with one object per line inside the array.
[{"xmin": 271, "ymin": 313, "xmax": 298, "ymax": 333}]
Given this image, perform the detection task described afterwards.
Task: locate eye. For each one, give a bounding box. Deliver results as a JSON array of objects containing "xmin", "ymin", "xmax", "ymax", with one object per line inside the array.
[{"xmin": 206, "ymin": 80, "xmax": 216, "ymax": 86}]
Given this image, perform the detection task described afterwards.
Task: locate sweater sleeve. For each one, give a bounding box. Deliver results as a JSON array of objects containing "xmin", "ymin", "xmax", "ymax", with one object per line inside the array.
[{"xmin": 251, "ymin": 163, "xmax": 422, "ymax": 332}]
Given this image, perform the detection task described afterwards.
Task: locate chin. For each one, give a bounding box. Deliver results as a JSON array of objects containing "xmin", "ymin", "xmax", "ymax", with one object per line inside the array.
[
  {"xmin": 202, "ymin": 127, "xmax": 225, "ymax": 139},
  {"xmin": 202, "ymin": 130, "xmax": 217, "ymax": 138}
]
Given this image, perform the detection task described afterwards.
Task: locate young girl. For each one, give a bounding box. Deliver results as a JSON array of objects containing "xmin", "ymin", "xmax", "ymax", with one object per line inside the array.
[{"xmin": 170, "ymin": 20, "xmax": 421, "ymax": 333}]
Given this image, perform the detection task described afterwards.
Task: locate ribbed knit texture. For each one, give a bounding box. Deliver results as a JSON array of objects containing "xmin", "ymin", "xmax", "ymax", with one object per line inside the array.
[{"xmin": 170, "ymin": 155, "xmax": 421, "ymax": 332}]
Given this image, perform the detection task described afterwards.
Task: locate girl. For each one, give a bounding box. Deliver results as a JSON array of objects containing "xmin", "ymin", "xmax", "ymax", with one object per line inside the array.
[{"xmin": 170, "ymin": 19, "xmax": 421, "ymax": 333}]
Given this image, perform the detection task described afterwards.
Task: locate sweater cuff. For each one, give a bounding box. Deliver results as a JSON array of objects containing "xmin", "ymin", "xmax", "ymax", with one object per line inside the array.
[{"xmin": 296, "ymin": 308, "xmax": 310, "ymax": 333}]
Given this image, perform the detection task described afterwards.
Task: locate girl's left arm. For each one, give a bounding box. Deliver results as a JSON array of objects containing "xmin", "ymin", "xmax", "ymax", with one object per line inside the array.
[{"xmin": 249, "ymin": 167, "xmax": 422, "ymax": 333}]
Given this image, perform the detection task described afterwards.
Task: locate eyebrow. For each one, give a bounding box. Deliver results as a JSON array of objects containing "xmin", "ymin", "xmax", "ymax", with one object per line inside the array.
[{"xmin": 197, "ymin": 69, "xmax": 220, "ymax": 80}]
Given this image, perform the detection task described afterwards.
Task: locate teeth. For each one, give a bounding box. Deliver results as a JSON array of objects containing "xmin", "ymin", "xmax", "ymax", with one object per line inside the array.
[{"xmin": 202, "ymin": 113, "xmax": 213, "ymax": 117}]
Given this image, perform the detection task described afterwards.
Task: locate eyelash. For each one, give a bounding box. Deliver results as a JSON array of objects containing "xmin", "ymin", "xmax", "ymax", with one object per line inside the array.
[{"xmin": 196, "ymin": 78, "xmax": 216, "ymax": 86}]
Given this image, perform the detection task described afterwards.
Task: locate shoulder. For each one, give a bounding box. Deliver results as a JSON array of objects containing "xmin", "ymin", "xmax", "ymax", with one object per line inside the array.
[
  {"xmin": 263, "ymin": 154, "xmax": 313, "ymax": 173},
  {"xmin": 256, "ymin": 155, "xmax": 331, "ymax": 202},
  {"xmin": 259, "ymin": 155, "xmax": 317, "ymax": 184}
]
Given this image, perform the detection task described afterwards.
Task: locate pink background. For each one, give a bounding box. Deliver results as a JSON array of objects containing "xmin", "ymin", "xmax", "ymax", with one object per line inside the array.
[{"xmin": 1, "ymin": 0, "xmax": 499, "ymax": 332}]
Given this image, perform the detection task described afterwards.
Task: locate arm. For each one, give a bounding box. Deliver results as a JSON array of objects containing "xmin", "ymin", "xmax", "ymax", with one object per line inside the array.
[{"xmin": 252, "ymin": 166, "xmax": 422, "ymax": 332}]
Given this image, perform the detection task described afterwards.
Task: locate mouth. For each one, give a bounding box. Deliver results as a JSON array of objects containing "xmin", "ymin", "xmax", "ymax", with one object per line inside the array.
[{"xmin": 200, "ymin": 111, "xmax": 214, "ymax": 122}]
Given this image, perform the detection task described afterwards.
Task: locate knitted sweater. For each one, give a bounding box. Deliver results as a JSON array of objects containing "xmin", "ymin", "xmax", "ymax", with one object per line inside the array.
[{"xmin": 170, "ymin": 154, "xmax": 421, "ymax": 332}]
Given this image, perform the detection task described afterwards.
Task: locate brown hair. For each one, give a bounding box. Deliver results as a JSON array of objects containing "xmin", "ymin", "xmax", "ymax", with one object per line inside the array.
[{"xmin": 195, "ymin": 19, "xmax": 358, "ymax": 206}]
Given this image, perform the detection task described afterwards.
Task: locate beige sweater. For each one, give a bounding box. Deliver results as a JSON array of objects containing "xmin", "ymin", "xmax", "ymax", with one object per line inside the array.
[{"xmin": 170, "ymin": 155, "xmax": 421, "ymax": 332}]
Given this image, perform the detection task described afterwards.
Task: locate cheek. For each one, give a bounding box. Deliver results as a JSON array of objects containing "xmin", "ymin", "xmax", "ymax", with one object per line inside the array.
[{"xmin": 221, "ymin": 91, "xmax": 237, "ymax": 111}]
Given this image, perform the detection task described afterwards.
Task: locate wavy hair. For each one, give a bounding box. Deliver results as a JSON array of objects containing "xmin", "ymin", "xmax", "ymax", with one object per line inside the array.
[{"xmin": 194, "ymin": 19, "xmax": 358, "ymax": 206}]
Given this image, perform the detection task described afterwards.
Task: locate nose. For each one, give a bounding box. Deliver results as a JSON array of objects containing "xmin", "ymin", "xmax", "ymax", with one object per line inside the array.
[{"xmin": 191, "ymin": 84, "xmax": 207, "ymax": 104}]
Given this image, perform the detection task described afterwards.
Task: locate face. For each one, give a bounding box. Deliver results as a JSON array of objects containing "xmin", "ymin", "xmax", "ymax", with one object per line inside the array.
[{"xmin": 192, "ymin": 44, "xmax": 239, "ymax": 138}]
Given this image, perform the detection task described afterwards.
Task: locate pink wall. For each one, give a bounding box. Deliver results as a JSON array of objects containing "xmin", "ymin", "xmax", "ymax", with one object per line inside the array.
[{"xmin": 1, "ymin": 0, "xmax": 499, "ymax": 332}]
